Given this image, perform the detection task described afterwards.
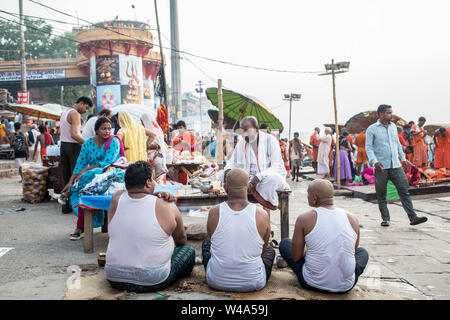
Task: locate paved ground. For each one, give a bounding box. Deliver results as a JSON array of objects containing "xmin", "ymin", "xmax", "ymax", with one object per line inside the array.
[{"xmin": 0, "ymin": 174, "xmax": 449, "ymax": 300}]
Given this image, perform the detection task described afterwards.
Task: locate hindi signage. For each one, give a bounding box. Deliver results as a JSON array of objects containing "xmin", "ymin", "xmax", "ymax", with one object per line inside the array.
[
  {"xmin": 17, "ymin": 91, "xmax": 29, "ymax": 104},
  {"xmin": 0, "ymin": 69, "xmax": 66, "ymax": 82}
]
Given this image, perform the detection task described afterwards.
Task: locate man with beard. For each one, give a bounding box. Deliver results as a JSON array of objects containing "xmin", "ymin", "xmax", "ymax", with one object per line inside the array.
[{"xmin": 218, "ymin": 116, "xmax": 289, "ymax": 210}]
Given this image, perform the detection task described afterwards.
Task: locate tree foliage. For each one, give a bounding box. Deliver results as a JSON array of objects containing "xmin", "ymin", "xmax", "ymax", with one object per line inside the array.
[
  {"xmin": 0, "ymin": 17, "xmax": 86, "ymax": 106},
  {"xmin": 0, "ymin": 17, "xmax": 76, "ymax": 61}
]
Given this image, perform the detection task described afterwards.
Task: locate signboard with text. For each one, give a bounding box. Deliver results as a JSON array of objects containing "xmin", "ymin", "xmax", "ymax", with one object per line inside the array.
[
  {"xmin": 17, "ymin": 91, "xmax": 29, "ymax": 104},
  {"xmin": 0, "ymin": 69, "xmax": 66, "ymax": 82}
]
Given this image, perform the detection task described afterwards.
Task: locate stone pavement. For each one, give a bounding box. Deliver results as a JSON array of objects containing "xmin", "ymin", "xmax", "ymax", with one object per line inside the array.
[{"xmin": 0, "ymin": 175, "xmax": 449, "ymax": 300}]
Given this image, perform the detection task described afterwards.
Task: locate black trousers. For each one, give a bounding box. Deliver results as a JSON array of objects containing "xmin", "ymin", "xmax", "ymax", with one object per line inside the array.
[
  {"xmin": 374, "ymin": 167, "xmax": 417, "ymax": 222},
  {"xmin": 60, "ymin": 142, "xmax": 82, "ymax": 185},
  {"xmin": 60, "ymin": 142, "xmax": 81, "ymax": 210}
]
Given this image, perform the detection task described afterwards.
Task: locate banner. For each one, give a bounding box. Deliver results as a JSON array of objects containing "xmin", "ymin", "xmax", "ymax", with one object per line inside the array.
[
  {"xmin": 0, "ymin": 69, "xmax": 66, "ymax": 81},
  {"xmin": 96, "ymin": 55, "xmax": 120, "ymax": 86},
  {"xmin": 119, "ymin": 54, "xmax": 143, "ymax": 105},
  {"xmin": 17, "ymin": 91, "xmax": 29, "ymax": 104},
  {"xmin": 97, "ymin": 85, "xmax": 120, "ymax": 110}
]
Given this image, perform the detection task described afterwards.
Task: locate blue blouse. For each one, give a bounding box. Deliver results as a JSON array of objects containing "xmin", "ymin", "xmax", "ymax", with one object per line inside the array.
[{"xmin": 73, "ymin": 137, "xmax": 121, "ymax": 174}]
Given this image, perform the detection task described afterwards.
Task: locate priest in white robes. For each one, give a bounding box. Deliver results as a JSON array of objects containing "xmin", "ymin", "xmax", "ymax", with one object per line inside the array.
[{"xmin": 218, "ymin": 116, "xmax": 289, "ymax": 210}]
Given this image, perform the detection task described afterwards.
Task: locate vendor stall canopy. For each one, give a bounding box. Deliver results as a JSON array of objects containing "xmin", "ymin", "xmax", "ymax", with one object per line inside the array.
[
  {"xmin": 344, "ymin": 110, "xmax": 407, "ymax": 134},
  {"xmin": 109, "ymin": 104, "xmax": 156, "ymax": 124},
  {"xmin": 205, "ymin": 87, "xmax": 284, "ymax": 132},
  {"xmin": 9, "ymin": 103, "xmax": 66, "ymax": 121}
]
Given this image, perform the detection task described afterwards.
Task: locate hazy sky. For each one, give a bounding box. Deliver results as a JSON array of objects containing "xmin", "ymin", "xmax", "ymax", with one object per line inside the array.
[{"xmin": 2, "ymin": 0, "xmax": 450, "ymax": 136}]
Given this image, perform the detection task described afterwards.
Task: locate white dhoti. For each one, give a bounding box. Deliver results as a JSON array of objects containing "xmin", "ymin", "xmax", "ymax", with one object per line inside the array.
[
  {"xmin": 317, "ymin": 163, "xmax": 330, "ymax": 175},
  {"xmin": 28, "ymin": 147, "xmax": 41, "ymax": 163},
  {"xmin": 255, "ymin": 172, "xmax": 288, "ymax": 207}
]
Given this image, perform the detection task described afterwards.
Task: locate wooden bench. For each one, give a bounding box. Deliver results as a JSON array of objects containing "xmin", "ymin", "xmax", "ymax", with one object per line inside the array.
[{"xmin": 82, "ymin": 189, "xmax": 292, "ymax": 253}]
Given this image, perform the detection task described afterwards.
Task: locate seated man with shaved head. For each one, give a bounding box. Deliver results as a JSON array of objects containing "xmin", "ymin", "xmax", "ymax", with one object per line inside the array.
[
  {"xmin": 280, "ymin": 179, "xmax": 369, "ymax": 293},
  {"xmin": 202, "ymin": 168, "xmax": 276, "ymax": 292}
]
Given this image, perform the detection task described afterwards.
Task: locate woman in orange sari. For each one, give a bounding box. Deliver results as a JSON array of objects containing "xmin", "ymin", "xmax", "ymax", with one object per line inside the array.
[{"xmin": 434, "ymin": 127, "xmax": 450, "ymax": 169}]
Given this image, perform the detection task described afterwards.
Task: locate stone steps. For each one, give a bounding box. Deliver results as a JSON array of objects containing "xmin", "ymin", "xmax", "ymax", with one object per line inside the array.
[
  {"xmin": 0, "ymin": 168, "xmax": 19, "ymax": 178},
  {"xmin": 0, "ymin": 160, "xmax": 16, "ymax": 170}
]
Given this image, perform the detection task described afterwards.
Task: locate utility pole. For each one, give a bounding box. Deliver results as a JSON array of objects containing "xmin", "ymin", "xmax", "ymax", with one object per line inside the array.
[
  {"xmin": 318, "ymin": 59, "xmax": 350, "ymax": 189},
  {"xmin": 217, "ymin": 79, "xmax": 224, "ymax": 167},
  {"xmin": 75, "ymin": 10, "xmax": 80, "ymax": 27},
  {"xmin": 154, "ymin": 0, "xmax": 167, "ymax": 107},
  {"xmin": 131, "ymin": 4, "xmax": 137, "ymax": 21},
  {"xmin": 195, "ymin": 80, "xmax": 203, "ymax": 134},
  {"xmin": 282, "ymin": 93, "xmax": 301, "ymax": 141},
  {"xmin": 19, "ymin": 0, "xmax": 27, "ymax": 95},
  {"xmin": 331, "ymin": 60, "xmax": 341, "ymax": 189},
  {"xmin": 170, "ymin": 0, "xmax": 182, "ymax": 122},
  {"xmin": 60, "ymin": 85, "xmax": 64, "ymax": 105}
]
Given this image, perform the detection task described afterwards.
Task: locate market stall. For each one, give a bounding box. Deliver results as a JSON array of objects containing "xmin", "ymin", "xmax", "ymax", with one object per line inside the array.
[{"xmin": 8, "ymin": 104, "xmax": 64, "ymax": 202}]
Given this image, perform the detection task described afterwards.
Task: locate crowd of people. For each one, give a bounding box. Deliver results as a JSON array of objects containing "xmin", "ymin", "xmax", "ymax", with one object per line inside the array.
[
  {"xmin": 1, "ymin": 115, "xmax": 59, "ymax": 180},
  {"xmin": 6, "ymin": 97, "xmax": 444, "ymax": 295}
]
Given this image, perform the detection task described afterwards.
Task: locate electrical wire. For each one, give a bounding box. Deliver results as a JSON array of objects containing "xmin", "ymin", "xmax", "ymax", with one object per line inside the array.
[{"xmin": 27, "ymin": 0, "xmax": 322, "ymax": 74}]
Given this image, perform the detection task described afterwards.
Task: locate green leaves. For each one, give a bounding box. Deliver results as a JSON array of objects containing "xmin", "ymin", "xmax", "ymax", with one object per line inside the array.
[{"xmin": 0, "ymin": 17, "xmax": 76, "ymax": 61}]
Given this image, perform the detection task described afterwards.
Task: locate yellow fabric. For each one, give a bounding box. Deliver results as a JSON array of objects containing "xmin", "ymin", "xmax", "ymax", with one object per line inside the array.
[
  {"xmin": 117, "ymin": 111, "xmax": 147, "ymax": 163},
  {"xmin": 0, "ymin": 124, "xmax": 5, "ymax": 138}
]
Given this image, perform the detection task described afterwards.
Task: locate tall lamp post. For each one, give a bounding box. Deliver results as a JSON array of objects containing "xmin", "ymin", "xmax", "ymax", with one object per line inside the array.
[
  {"xmin": 195, "ymin": 80, "xmax": 203, "ymax": 134},
  {"xmin": 282, "ymin": 93, "xmax": 301, "ymax": 142},
  {"xmin": 319, "ymin": 59, "xmax": 350, "ymax": 189}
]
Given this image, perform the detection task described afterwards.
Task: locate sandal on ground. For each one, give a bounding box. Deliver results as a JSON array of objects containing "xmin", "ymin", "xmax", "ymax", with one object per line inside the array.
[
  {"xmin": 381, "ymin": 221, "xmax": 390, "ymax": 227},
  {"xmin": 270, "ymin": 239, "xmax": 279, "ymax": 249},
  {"xmin": 70, "ymin": 231, "xmax": 84, "ymax": 240}
]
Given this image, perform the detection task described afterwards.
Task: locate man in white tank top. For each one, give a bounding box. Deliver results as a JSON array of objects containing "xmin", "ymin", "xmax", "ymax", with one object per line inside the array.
[
  {"xmin": 60, "ymin": 96, "xmax": 92, "ymax": 213},
  {"xmin": 280, "ymin": 179, "xmax": 369, "ymax": 293},
  {"xmin": 202, "ymin": 168, "xmax": 275, "ymax": 292},
  {"xmin": 105, "ymin": 161, "xmax": 195, "ymax": 293}
]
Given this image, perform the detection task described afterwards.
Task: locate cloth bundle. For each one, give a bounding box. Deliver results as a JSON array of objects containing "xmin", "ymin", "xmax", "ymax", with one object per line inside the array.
[{"xmin": 81, "ymin": 168, "xmax": 125, "ymax": 196}]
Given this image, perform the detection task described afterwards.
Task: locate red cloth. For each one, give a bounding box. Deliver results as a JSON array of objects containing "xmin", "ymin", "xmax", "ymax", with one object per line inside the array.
[
  {"xmin": 310, "ymin": 134, "xmax": 320, "ymax": 162},
  {"xmin": 174, "ymin": 132, "xmax": 196, "ymax": 153},
  {"xmin": 435, "ymin": 128, "xmax": 450, "ymax": 169},
  {"xmin": 398, "ymin": 134, "xmax": 407, "ymax": 146},
  {"xmin": 156, "ymin": 104, "xmax": 169, "ymax": 133},
  {"xmin": 104, "ymin": 135, "xmax": 126, "ymax": 158},
  {"xmin": 347, "ymin": 135, "xmax": 353, "ymax": 145},
  {"xmin": 354, "ymin": 132, "xmax": 368, "ymax": 164},
  {"xmin": 329, "ymin": 136, "xmax": 335, "ymax": 165},
  {"xmin": 411, "ymin": 125, "xmax": 426, "ymax": 147},
  {"xmin": 44, "ymin": 132, "xmax": 52, "ymax": 146}
]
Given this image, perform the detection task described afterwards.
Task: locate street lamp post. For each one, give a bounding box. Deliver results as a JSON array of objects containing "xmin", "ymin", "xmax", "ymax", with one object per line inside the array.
[
  {"xmin": 195, "ymin": 80, "xmax": 204, "ymax": 134},
  {"xmin": 282, "ymin": 93, "xmax": 301, "ymax": 142},
  {"xmin": 319, "ymin": 59, "xmax": 350, "ymax": 189}
]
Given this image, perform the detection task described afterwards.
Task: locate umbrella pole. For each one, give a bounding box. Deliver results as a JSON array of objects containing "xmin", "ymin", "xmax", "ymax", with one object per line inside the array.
[
  {"xmin": 232, "ymin": 100, "xmax": 249, "ymax": 131},
  {"xmin": 217, "ymin": 79, "xmax": 224, "ymax": 167}
]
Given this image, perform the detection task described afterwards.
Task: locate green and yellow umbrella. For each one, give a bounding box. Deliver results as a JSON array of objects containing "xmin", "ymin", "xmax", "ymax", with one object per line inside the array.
[{"xmin": 205, "ymin": 88, "xmax": 284, "ymax": 131}]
